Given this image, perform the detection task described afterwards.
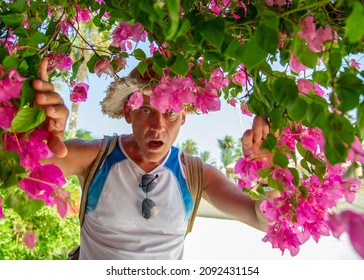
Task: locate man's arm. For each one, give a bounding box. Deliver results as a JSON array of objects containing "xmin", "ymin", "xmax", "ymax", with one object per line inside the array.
[
  {"xmin": 33, "ymin": 59, "xmax": 101, "ymax": 178},
  {"xmin": 202, "ymin": 116, "xmax": 276, "ymax": 232}
]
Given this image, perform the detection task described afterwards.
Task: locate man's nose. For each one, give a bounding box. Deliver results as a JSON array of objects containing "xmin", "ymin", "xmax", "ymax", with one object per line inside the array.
[{"xmin": 150, "ymin": 111, "xmax": 165, "ymax": 131}]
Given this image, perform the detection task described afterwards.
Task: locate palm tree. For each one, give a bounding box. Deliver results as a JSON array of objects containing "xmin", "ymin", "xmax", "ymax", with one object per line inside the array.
[
  {"xmin": 217, "ymin": 135, "xmax": 243, "ymax": 179},
  {"xmin": 199, "ymin": 150, "xmax": 211, "ymax": 163},
  {"xmin": 181, "ymin": 139, "xmax": 198, "ymax": 155}
]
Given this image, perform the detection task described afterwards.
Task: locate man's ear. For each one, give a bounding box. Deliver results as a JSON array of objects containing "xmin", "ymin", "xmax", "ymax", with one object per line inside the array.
[
  {"xmin": 180, "ymin": 108, "xmax": 187, "ymax": 126},
  {"xmin": 124, "ymin": 102, "xmax": 132, "ymax": 124}
]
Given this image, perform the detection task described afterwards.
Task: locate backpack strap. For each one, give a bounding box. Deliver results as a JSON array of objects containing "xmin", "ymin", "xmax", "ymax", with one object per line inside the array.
[
  {"xmin": 78, "ymin": 134, "xmax": 119, "ymax": 225},
  {"xmin": 184, "ymin": 153, "xmax": 205, "ymax": 234}
]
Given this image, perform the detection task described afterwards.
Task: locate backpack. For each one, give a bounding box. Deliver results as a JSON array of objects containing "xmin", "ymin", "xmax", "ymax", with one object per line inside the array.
[{"xmin": 68, "ymin": 134, "xmax": 204, "ymax": 259}]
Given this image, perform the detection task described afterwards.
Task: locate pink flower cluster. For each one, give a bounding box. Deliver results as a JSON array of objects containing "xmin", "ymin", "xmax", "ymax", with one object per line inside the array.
[
  {"xmin": 111, "ymin": 22, "xmax": 147, "ymax": 51},
  {"xmin": 3, "ymin": 130, "xmax": 69, "ymax": 221},
  {"xmin": 0, "ymin": 28, "xmax": 20, "ymax": 55},
  {"xmin": 150, "ymin": 68, "xmax": 228, "ymax": 114},
  {"xmin": 235, "ymin": 122, "xmax": 363, "ymax": 257},
  {"xmin": 70, "ymin": 82, "xmax": 89, "ymax": 102},
  {"xmin": 0, "ymin": 67, "xmax": 25, "ymax": 130},
  {"xmin": 298, "ymin": 15, "xmax": 337, "ymax": 53},
  {"xmin": 326, "ymin": 210, "xmax": 364, "ymax": 258},
  {"xmin": 209, "ymin": 0, "xmax": 247, "ymax": 19},
  {"xmin": 46, "ymin": 53, "xmax": 73, "ymax": 74}
]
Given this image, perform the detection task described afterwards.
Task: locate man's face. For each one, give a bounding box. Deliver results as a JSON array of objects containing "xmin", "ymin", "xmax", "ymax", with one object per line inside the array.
[{"xmin": 124, "ymin": 96, "xmax": 186, "ymax": 164}]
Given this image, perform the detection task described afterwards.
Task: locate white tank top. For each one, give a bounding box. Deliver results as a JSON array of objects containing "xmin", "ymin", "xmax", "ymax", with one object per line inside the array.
[{"xmin": 79, "ymin": 138, "xmax": 194, "ymax": 259}]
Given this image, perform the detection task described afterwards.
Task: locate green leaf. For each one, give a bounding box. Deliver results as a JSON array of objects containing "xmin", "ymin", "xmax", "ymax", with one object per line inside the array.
[
  {"xmin": 260, "ymin": 133, "xmax": 277, "ymax": 152},
  {"xmin": 165, "ymin": 0, "xmax": 180, "ymax": 40},
  {"xmin": 273, "ymin": 152, "xmax": 289, "ymax": 168},
  {"xmin": 199, "ymin": 17, "xmax": 225, "ymax": 51},
  {"xmin": 346, "ymin": 2, "xmax": 364, "ymax": 43},
  {"xmin": 335, "ymin": 72, "xmax": 364, "ymax": 113},
  {"xmin": 254, "ymin": 24, "xmax": 279, "ymax": 55},
  {"xmin": 288, "ymin": 168, "xmax": 301, "ymax": 187},
  {"xmin": 71, "ymin": 56, "xmax": 85, "ymax": 81},
  {"xmin": 296, "ymin": 45, "xmax": 319, "ymax": 68},
  {"xmin": 169, "ymin": 54, "xmax": 190, "ymax": 77},
  {"xmin": 272, "ymin": 77, "xmax": 298, "ymax": 106},
  {"xmin": 8, "ymin": 0, "xmax": 27, "ymax": 13},
  {"xmin": 313, "ymin": 70, "xmax": 330, "ymax": 87},
  {"xmin": 0, "ymin": 14, "xmax": 24, "ymax": 27},
  {"xmin": 286, "ymin": 96, "xmax": 308, "ymax": 122},
  {"xmin": 0, "ymin": 151, "xmax": 26, "ymax": 189},
  {"xmin": 11, "ymin": 107, "xmax": 46, "ymax": 132},
  {"xmin": 2, "ymin": 56, "xmax": 20, "ymax": 70},
  {"xmin": 20, "ymin": 79, "xmax": 36, "ymax": 108},
  {"xmin": 137, "ymin": 60, "xmax": 148, "ymax": 75},
  {"xmin": 259, "ymin": 10, "xmax": 279, "ymax": 29},
  {"xmin": 240, "ymin": 41, "xmax": 267, "ymax": 70},
  {"xmin": 258, "ymin": 167, "xmax": 273, "ymax": 178},
  {"xmin": 18, "ymin": 199, "xmax": 45, "ymax": 219},
  {"xmin": 133, "ymin": 48, "xmax": 147, "ymax": 60},
  {"xmin": 267, "ymin": 176, "xmax": 284, "ymax": 191},
  {"xmin": 357, "ymin": 102, "xmax": 364, "ymax": 139},
  {"xmin": 28, "ymin": 31, "xmax": 48, "ymax": 47},
  {"xmin": 23, "ymin": 54, "xmax": 41, "ymax": 78}
]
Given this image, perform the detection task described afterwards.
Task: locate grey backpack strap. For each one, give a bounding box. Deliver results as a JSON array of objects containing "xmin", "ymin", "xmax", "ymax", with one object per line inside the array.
[
  {"xmin": 78, "ymin": 134, "xmax": 119, "ymax": 225},
  {"xmin": 184, "ymin": 153, "xmax": 204, "ymax": 234}
]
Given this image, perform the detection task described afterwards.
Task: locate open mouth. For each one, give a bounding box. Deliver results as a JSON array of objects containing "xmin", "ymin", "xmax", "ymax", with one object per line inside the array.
[{"xmin": 148, "ymin": 140, "xmax": 164, "ymax": 149}]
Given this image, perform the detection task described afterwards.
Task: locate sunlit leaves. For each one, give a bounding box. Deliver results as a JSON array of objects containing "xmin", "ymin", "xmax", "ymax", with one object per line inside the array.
[{"xmin": 11, "ymin": 107, "xmax": 46, "ymax": 132}]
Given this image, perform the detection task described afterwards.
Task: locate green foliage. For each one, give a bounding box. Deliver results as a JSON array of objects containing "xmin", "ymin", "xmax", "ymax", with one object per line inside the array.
[{"xmin": 0, "ymin": 179, "xmax": 80, "ymax": 260}]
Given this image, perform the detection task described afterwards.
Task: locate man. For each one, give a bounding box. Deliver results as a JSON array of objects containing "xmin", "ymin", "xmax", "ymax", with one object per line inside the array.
[{"xmin": 33, "ymin": 59, "xmax": 272, "ymax": 259}]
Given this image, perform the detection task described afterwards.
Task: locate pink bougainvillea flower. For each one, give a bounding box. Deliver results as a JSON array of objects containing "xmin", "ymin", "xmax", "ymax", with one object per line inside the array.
[
  {"xmin": 111, "ymin": 22, "xmax": 147, "ymax": 51},
  {"xmin": 350, "ymin": 59, "xmax": 361, "ymax": 69},
  {"xmin": 0, "ymin": 69, "xmax": 27, "ymax": 102},
  {"xmin": 94, "ymin": 58, "xmax": 115, "ymax": 78},
  {"xmin": 290, "ymin": 53, "xmax": 307, "ymax": 73},
  {"xmin": 112, "ymin": 55, "xmax": 126, "ymax": 72},
  {"xmin": 127, "ymin": 91, "xmax": 144, "ymax": 110},
  {"xmin": 232, "ymin": 65, "xmax": 250, "ymax": 87},
  {"xmin": 266, "ymin": 0, "xmax": 291, "ymax": 6},
  {"xmin": 195, "ymin": 90, "xmax": 221, "ymax": 113},
  {"xmin": 4, "ymin": 129, "xmax": 54, "ymax": 170},
  {"xmin": 23, "ymin": 230, "xmax": 37, "ymax": 249},
  {"xmin": 234, "ymin": 157, "xmax": 264, "ymax": 189},
  {"xmin": 313, "ymin": 82, "xmax": 325, "ymax": 97},
  {"xmin": 0, "ymin": 195, "xmax": 4, "ymax": 218},
  {"xmin": 326, "ymin": 210, "xmax": 364, "ymax": 258},
  {"xmin": 341, "ymin": 178, "xmax": 361, "ymax": 204},
  {"xmin": 54, "ymin": 189, "xmax": 71, "ymax": 219},
  {"xmin": 297, "ymin": 78, "xmax": 313, "ymax": 95},
  {"xmin": 347, "ymin": 136, "xmax": 364, "ymax": 164},
  {"xmin": 0, "ymin": 100, "xmax": 18, "ymax": 130},
  {"xmin": 151, "ymin": 76, "xmax": 196, "ymax": 113},
  {"xmin": 75, "ymin": 5, "xmax": 91, "ymax": 23},
  {"xmin": 47, "ymin": 53, "xmax": 73, "ymax": 73},
  {"xmin": 241, "ymin": 103, "xmax": 253, "ymax": 117},
  {"xmin": 278, "ymin": 127, "xmax": 298, "ymax": 151},
  {"xmin": 262, "ymin": 218, "xmax": 302, "ymax": 257},
  {"xmin": 59, "ymin": 19, "xmax": 73, "ymax": 36},
  {"xmin": 70, "ymin": 83, "xmax": 89, "ymax": 102},
  {"xmin": 18, "ymin": 164, "xmax": 66, "ymax": 206}
]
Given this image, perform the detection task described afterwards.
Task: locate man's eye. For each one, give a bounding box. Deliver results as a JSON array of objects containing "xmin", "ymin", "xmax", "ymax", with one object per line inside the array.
[
  {"xmin": 140, "ymin": 107, "xmax": 151, "ymax": 115},
  {"xmin": 165, "ymin": 110, "xmax": 176, "ymax": 117}
]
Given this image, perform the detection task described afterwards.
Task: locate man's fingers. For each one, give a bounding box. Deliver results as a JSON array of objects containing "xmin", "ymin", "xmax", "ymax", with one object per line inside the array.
[
  {"xmin": 39, "ymin": 59, "xmax": 49, "ymax": 82},
  {"xmin": 242, "ymin": 129, "xmax": 254, "ymax": 156},
  {"xmin": 35, "ymin": 91, "xmax": 63, "ymax": 106},
  {"xmin": 47, "ymin": 134, "xmax": 68, "ymax": 158}
]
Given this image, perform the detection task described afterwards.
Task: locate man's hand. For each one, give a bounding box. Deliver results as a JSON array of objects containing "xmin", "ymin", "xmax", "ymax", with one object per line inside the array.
[
  {"xmin": 241, "ymin": 115, "xmax": 272, "ymax": 165},
  {"xmin": 32, "ymin": 59, "xmax": 69, "ymax": 158}
]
